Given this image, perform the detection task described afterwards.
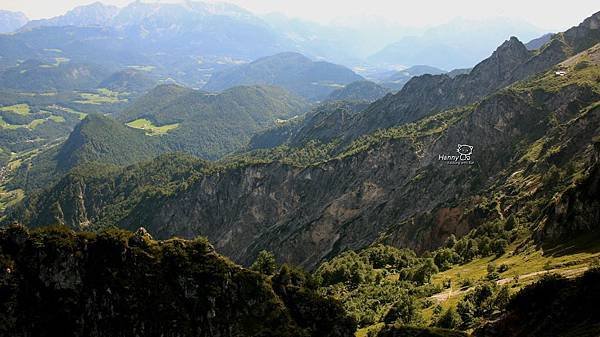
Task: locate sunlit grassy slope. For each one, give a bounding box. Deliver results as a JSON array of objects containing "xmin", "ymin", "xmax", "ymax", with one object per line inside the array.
[
  {"xmin": 126, "ymin": 118, "xmax": 180, "ymax": 135},
  {"xmin": 421, "ymin": 233, "xmax": 600, "ymax": 323},
  {"xmin": 0, "ymin": 104, "xmax": 30, "ymax": 115}
]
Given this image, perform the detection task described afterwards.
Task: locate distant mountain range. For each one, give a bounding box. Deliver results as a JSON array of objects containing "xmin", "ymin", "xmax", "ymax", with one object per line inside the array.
[
  {"xmin": 0, "ymin": 59, "xmax": 160, "ymax": 94},
  {"xmin": 0, "ymin": 1, "xmax": 552, "ymax": 86},
  {"xmin": 0, "ymin": 10, "xmax": 27, "ymax": 33},
  {"xmin": 0, "ymin": 1, "xmax": 289, "ymax": 87},
  {"xmin": 203, "ymin": 52, "xmax": 363, "ymax": 101},
  {"xmin": 525, "ymin": 32, "xmax": 555, "ymax": 50},
  {"xmin": 18, "ymin": 1, "xmax": 257, "ymax": 32},
  {"xmin": 369, "ymin": 17, "xmax": 544, "ymax": 69},
  {"xmin": 20, "ymin": 2, "xmax": 119, "ymax": 31}
]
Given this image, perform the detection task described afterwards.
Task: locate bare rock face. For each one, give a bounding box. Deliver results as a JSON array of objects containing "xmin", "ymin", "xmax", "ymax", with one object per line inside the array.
[
  {"xmin": 129, "ymin": 226, "xmax": 153, "ymax": 246},
  {"xmin": 0, "ymin": 10, "xmax": 27, "ymax": 33}
]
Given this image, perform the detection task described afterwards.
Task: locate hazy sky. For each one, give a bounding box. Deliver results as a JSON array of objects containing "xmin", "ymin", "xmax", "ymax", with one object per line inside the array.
[{"xmin": 1, "ymin": 0, "xmax": 598, "ymax": 31}]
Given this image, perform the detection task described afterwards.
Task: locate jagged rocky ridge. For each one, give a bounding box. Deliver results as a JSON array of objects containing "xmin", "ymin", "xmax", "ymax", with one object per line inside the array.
[
  {"xmin": 345, "ymin": 11, "xmax": 600, "ymax": 139},
  {"xmin": 0, "ymin": 224, "xmax": 355, "ymax": 337}
]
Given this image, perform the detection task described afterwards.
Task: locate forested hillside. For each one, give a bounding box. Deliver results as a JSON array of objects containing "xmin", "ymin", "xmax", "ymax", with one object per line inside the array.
[
  {"xmin": 203, "ymin": 52, "xmax": 363, "ymax": 101},
  {"xmin": 119, "ymin": 84, "xmax": 309, "ymax": 159},
  {"xmin": 0, "ymin": 224, "xmax": 356, "ymax": 337}
]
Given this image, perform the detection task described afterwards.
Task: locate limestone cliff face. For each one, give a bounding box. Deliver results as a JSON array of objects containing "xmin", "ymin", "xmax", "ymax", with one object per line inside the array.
[
  {"xmin": 290, "ymin": 101, "xmax": 370, "ymax": 146},
  {"xmin": 144, "ymin": 81, "xmax": 599, "ymax": 269}
]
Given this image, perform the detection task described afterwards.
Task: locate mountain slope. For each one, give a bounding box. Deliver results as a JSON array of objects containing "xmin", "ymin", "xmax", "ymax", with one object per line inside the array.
[
  {"xmin": 10, "ymin": 113, "xmax": 165, "ymax": 191},
  {"xmin": 247, "ymin": 100, "xmax": 370, "ymax": 150},
  {"xmin": 380, "ymin": 65, "xmax": 447, "ymax": 91},
  {"xmin": 10, "ymin": 45, "xmax": 600, "ymax": 269},
  {"xmin": 119, "ymin": 84, "xmax": 309, "ymax": 159},
  {"xmin": 525, "ymin": 33, "xmax": 554, "ymax": 50},
  {"xmin": 0, "ymin": 59, "xmax": 111, "ymax": 92},
  {"xmin": 203, "ymin": 52, "xmax": 363, "ymax": 100},
  {"xmin": 98, "ymin": 69, "xmax": 156, "ymax": 93},
  {"xmin": 7, "ymin": 83, "xmax": 308, "ymax": 193},
  {"xmin": 326, "ymin": 81, "xmax": 390, "ymax": 102},
  {"xmin": 0, "ymin": 224, "xmax": 356, "ymax": 337},
  {"xmin": 347, "ymin": 11, "xmax": 600, "ymax": 139},
  {"xmin": 55, "ymin": 113, "xmax": 164, "ymax": 170},
  {"xmin": 474, "ymin": 269, "xmax": 600, "ymax": 337}
]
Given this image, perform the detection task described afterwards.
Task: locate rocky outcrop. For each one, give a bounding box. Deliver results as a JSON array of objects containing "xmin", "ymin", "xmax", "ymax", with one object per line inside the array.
[
  {"xmin": 290, "ymin": 101, "xmax": 370, "ymax": 146},
  {"xmin": 347, "ymin": 37, "xmax": 533, "ymax": 138},
  {"xmin": 0, "ymin": 225, "xmax": 355, "ymax": 337}
]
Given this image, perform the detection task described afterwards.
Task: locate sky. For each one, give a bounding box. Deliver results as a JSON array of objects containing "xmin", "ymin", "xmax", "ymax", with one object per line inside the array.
[{"xmin": 0, "ymin": 0, "xmax": 598, "ymax": 31}]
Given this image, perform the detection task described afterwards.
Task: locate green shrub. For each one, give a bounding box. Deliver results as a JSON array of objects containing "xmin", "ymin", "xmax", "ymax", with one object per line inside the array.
[
  {"xmin": 383, "ymin": 291, "xmax": 422, "ymax": 326},
  {"xmin": 250, "ymin": 250, "xmax": 277, "ymax": 276},
  {"xmin": 435, "ymin": 307, "xmax": 461, "ymax": 329}
]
